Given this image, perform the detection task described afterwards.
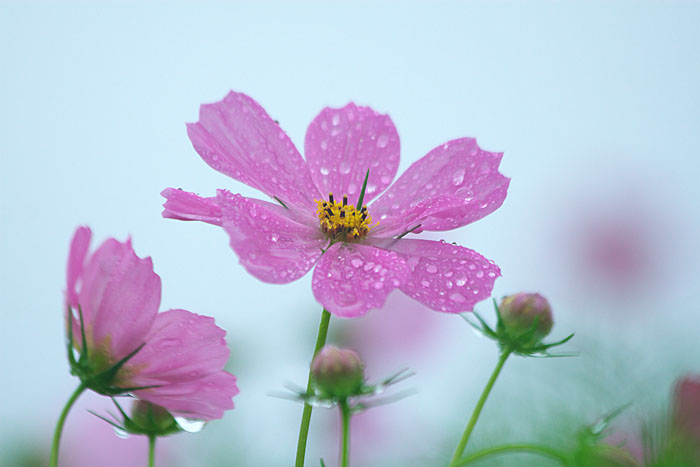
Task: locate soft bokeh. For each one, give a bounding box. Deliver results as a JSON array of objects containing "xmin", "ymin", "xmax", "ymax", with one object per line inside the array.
[{"xmin": 2, "ymin": 1, "xmax": 699, "ymax": 465}]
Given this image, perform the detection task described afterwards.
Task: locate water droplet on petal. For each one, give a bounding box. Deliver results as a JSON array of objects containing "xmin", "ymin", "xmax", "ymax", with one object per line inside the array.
[
  {"xmin": 377, "ymin": 135, "xmax": 389, "ymax": 148},
  {"xmin": 452, "ymin": 168, "xmax": 465, "ymax": 186},
  {"xmin": 450, "ymin": 292, "xmax": 466, "ymax": 303},
  {"xmin": 350, "ymin": 258, "xmax": 363, "ymax": 268},
  {"xmin": 114, "ymin": 427, "xmax": 130, "ymax": 439},
  {"xmin": 320, "ymin": 167, "xmax": 330, "ymax": 176},
  {"xmin": 339, "ymin": 161, "xmax": 351, "ymax": 175},
  {"xmin": 175, "ymin": 417, "xmax": 206, "ymax": 433},
  {"xmin": 426, "ymin": 265, "xmax": 438, "ymax": 274}
]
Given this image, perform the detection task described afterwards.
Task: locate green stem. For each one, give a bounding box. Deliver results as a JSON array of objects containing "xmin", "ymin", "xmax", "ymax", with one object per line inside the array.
[
  {"xmin": 50, "ymin": 383, "xmax": 87, "ymax": 467},
  {"xmin": 339, "ymin": 399, "xmax": 351, "ymax": 467},
  {"xmin": 295, "ymin": 308, "xmax": 332, "ymax": 467},
  {"xmin": 451, "ymin": 443, "xmax": 569, "ymax": 466},
  {"xmin": 148, "ymin": 435, "xmax": 156, "ymax": 467},
  {"xmin": 449, "ymin": 349, "xmax": 512, "ymax": 466}
]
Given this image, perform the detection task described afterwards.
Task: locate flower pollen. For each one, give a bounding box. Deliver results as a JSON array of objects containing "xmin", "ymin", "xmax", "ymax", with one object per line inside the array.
[{"xmin": 316, "ymin": 192, "xmax": 375, "ymax": 241}]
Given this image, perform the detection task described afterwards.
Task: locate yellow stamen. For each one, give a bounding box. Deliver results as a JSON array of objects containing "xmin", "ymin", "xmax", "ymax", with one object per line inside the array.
[{"xmin": 315, "ymin": 192, "xmax": 377, "ymax": 240}]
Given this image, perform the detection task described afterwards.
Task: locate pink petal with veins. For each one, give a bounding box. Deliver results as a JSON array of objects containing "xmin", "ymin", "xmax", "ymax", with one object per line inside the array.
[
  {"xmin": 305, "ymin": 103, "xmax": 400, "ymax": 206},
  {"xmin": 77, "ymin": 236, "xmax": 160, "ymax": 361},
  {"xmin": 218, "ymin": 190, "xmax": 326, "ymax": 284},
  {"xmin": 371, "ymin": 138, "xmax": 509, "ymax": 232},
  {"xmin": 161, "ymin": 188, "xmax": 222, "ymax": 225},
  {"xmin": 312, "ymin": 243, "xmax": 408, "ymax": 318},
  {"xmin": 187, "ymin": 91, "xmax": 320, "ymax": 210},
  {"xmin": 379, "ymin": 238, "xmax": 500, "ymax": 313}
]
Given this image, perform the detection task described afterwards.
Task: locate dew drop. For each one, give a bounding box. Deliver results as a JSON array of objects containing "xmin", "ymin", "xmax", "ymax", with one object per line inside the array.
[
  {"xmin": 452, "ymin": 168, "xmax": 466, "ymax": 186},
  {"xmin": 175, "ymin": 417, "xmax": 206, "ymax": 433},
  {"xmin": 320, "ymin": 167, "xmax": 330, "ymax": 176},
  {"xmin": 377, "ymin": 135, "xmax": 389, "ymax": 148},
  {"xmin": 332, "ymin": 114, "xmax": 340, "ymax": 126},
  {"xmin": 426, "ymin": 265, "xmax": 438, "ymax": 274},
  {"xmin": 421, "ymin": 280, "xmax": 430, "ymax": 287},
  {"xmin": 475, "ymin": 270, "xmax": 484, "ymax": 278},
  {"xmin": 348, "ymin": 182, "xmax": 358, "ymax": 194},
  {"xmin": 350, "ymin": 258, "xmax": 363, "ymax": 268},
  {"xmin": 113, "ymin": 427, "xmax": 130, "ymax": 439},
  {"xmin": 271, "ymin": 234, "xmax": 279, "ymax": 243},
  {"xmin": 339, "ymin": 161, "xmax": 351, "ymax": 175},
  {"xmin": 449, "ymin": 292, "xmax": 466, "ymax": 303}
]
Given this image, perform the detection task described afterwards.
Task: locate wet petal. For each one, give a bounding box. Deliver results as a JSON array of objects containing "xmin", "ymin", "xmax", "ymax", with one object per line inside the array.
[
  {"xmin": 161, "ymin": 188, "xmax": 222, "ymax": 225},
  {"xmin": 371, "ymin": 138, "xmax": 509, "ymax": 232},
  {"xmin": 187, "ymin": 91, "xmax": 320, "ymax": 210},
  {"xmin": 127, "ymin": 309, "xmax": 229, "ymax": 384},
  {"xmin": 218, "ymin": 190, "xmax": 325, "ymax": 284},
  {"xmin": 66, "ymin": 226, "xmax": 91, "ymax": 309},
  {"xmin": 134, "ymin": 371, "xmax": 238, "ymax": 421},
  {"xmin": 79, "ymin": 238, "xmax": 161, "ymax": 361},
  {"xmin": 305, "ymin": 103, "xmax": 400, "ymax": 206},
  {"xmin": 379, "ymin": 238, "xmax": 500, "ymax": 313},
  {"xmin": 312, "ymin": 243, "xmax": 408, "ymax": 318}
]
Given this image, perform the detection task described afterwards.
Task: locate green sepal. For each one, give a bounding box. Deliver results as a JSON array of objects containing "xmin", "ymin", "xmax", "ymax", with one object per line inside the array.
[
  {"xmin": 89, "ymin": 398, "xmax": 182, "ymax": 438},
  {"xmin": 356, "ymin": 168, "xmax": 370, "ymax": 210},
  {"xmin": 464, "ymin": 299, "xmax": 575, "ymax": 358}
]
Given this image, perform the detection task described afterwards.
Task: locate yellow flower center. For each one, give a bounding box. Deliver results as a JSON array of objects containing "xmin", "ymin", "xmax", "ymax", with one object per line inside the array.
[{"xmin": 316, "ymin": 193, "xmax": 376, "ymax": 241}]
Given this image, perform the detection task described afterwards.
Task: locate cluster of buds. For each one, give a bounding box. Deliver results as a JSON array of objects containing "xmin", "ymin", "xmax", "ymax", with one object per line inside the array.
[{"xmin": 466, "ymin": 292, "xmax": 573, "ymax": 357}]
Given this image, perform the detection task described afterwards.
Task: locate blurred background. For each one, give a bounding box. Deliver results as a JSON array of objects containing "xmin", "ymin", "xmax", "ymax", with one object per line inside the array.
[{"xmin": 1, "ymin": 1, "xmax": 699, "ymax": 465}]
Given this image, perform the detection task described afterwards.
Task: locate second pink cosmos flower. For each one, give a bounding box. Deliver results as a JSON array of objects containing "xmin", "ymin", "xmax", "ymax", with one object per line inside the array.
[{"xmin": 162, "ymin": 91, "xmax": 509, "ymax": 317}]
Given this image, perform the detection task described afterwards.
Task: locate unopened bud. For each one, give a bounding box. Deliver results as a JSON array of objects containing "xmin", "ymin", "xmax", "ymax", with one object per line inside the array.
[
  {"xmin": 499, "ymin": 293, "xmax": 553, "ymax": 345},
  {"xmin": 130, "ymin": 400, "xmax": 177, "ymax": 433},
  {"xmin": 311, "ymin": 345, "xmax": 365, "ymax": 398}
]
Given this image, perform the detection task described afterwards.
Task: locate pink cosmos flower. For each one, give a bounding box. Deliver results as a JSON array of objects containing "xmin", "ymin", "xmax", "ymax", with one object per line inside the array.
[
  {"xmin": 162, "ymin": 91, "xmax": 509, "ymax": 317},
  {"xmin": 66, "ymin": 226, "xmax": 238, "ymax": 420}
]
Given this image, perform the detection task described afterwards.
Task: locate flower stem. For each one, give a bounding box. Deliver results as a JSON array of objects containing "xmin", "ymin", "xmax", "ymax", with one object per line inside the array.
[
  {"xmin": 148, "ymin": 434, "xmax": 156, "ymax": 467},
  {"xmin": 449, "ymin": 348, "xmax": 512, "ymax": 466},
  {"xmin": 295, "ymin": 308, "xmax": 332, "ymax": 467},
  {"xmin": 50, "ymin": 383, "xmax": 87, "ymax": 467},
  {"xmin": 451, "ymin": 443, "xmax": 569, "ymax": 466},
  {"xmin": 339, "ymin": 399, "xmax": 351, "ymax": 467}
]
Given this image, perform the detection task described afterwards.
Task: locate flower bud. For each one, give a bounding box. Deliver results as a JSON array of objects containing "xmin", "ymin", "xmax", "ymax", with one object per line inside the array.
[
  {"xmin": 311, "ymin": 345, "xmax": 365, "ymax": 398},
  {"xmin": 499, "ymin": 293, "xmax": 553, "ymax": 345},
  {"xmin": 130, "ymin": 400, "xmax": 178, "ymax": 434}
]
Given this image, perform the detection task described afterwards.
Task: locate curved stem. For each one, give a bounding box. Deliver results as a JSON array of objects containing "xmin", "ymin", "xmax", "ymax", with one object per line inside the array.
[
  {"xmin": 148, "ymin": 435, "xmax": 156, "ymax": 467},
  {"xmin": 50, "ymin": 383, "xmax": 87, "ymax": 467},
  {"xmin": 295, "ymin": 308, "xmax": 332, "ymax": 467},
  {"xmin": 451, "ymin": 443, "xmax": 569, "ymax": 466},
  {"xmin": 339, "ymin": 400, "xmax": 351, "ymax": 467},
  {"xmin": 449, "ymin": 349, "xmax": 511, "ymax": 466}
]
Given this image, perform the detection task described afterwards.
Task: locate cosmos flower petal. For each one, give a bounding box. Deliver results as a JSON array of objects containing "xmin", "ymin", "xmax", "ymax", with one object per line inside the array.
[
  {"xmin": 187, "ymin": 91, "xmax": 321, "ymax": 210},
  {"xmin": 377, "ymin": 238, "xmax": 500, "ymax": 313},
  {"xmin": 161, "ymin": 188, "xmax": 222, "ymax": 225},
  {"xmin": 66, "ymin": 226, "xmax": 91, "ymax": 310},
  {"xmin": 78, "ymin": 236, "xmax": 161, "ymax": 361},
  {"xmin": 312, "ymin": 243, "xmax": 408, "ymax": 318},
  {"xmin": 127, "ymin": 309, "xmax": 230, "ymax": 383},
  {"xmin": 371, "ymin": 195, "xmax": 468, "ymax": 238},
  {"xmin": 371, "ymin": 138, "xmax": 509, "ymax": 232},
  {"xmin": 304, "ymin": 103, "xmax": 400, "ymax": 206},
  {"xmin": 218, "ymin": 190, "xmax": 326, "ymax": 284},
  {"xmin": 134, "ymin": 372, "xmax": 239, "ymax": 421}
]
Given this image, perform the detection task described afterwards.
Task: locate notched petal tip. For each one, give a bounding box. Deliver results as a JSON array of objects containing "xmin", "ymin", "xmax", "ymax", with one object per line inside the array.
[{"xmin": 161, "ymin": 188, "xmax": 222, "ymax": 225}]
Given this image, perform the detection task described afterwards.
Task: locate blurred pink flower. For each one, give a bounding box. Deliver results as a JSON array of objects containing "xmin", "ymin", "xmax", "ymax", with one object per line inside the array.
[
  {"xmin": 66, "ymin": 226, "xmax": 238, "ymax": 420},
  {"xmin": 673, "ymin": 375, "xmax": 700, "ymax": 441},
  {"xmin": 162, "ymin": 91, "xmax": 509, "ymax": 317}
]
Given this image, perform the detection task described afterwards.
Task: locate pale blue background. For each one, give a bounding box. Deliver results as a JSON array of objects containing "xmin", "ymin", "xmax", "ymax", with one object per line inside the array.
[{"xmin": 1, "ymin": 1, "xmax": 700, "ymax": 465}]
